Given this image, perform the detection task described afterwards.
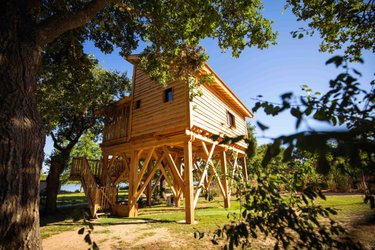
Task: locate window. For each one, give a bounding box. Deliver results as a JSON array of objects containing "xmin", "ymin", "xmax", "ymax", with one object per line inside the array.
[
  {"xmin": 164, "ymin": 87, "xmax": 173, "ymax": 102},
  {"xmin": 135, "ymin": 99, "xmax": 141, "ymax": 109},
  {"xmin": 227, "ymin": 111, "xmax": 235, "ymax": 127}
]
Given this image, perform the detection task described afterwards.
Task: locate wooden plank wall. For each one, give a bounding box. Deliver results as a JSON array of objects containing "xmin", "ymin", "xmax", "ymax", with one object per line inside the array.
[
  {"xmin": 131, "ymin": 69, "xmax": 187, "ymax": 138},
  {"xmin": 190, "ymin": 83, "xmax": 247, "ymax": 139}
]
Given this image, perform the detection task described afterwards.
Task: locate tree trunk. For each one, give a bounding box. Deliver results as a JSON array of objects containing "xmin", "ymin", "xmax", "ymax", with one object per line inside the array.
[
  {"xmin": 45, "ymin": 152, "xmax": 70, "ymax": 215},
  {"xmin": 160, "ymin": 175, "xmax": 166, "ymax": 200},
  {"xmin": 45, "ymin": 160, "xmax": 62, "ymax": 215},
  {"xmin": 0, "ymin": 3, "xmax": 44, "ymax": 249}
]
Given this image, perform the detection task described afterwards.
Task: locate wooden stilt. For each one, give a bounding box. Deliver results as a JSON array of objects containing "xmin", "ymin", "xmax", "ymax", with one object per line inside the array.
[
  {"xmin": 184, "ymin": 140, "xmax": 194, "ymax": 224},
  {"xmin": 175, "ymin": 157, "xmax": 182, "ymax": 207},
  {"xmin": 241, "ymin": 157, "xmax": 248, "ymax": 183},
  {"xmin": 102, "ymin": 154, "xmax": 109, "ymax": 186},
  {"xmin": 128, "ymin": 150, "xmax": 139, "ymax": 217},
  {"xmin": 146, "ymin": 163, "xmax": 152, "ymax": 206},
  {"xmin": 220, "ymin": 151, "xmax": 230, "ymax": 208}
]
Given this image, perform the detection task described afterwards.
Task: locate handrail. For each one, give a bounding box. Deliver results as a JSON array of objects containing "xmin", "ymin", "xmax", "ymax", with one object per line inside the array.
[{"xmin": 72, "ymin": 157, "xmax": 117, "ymax": 217}]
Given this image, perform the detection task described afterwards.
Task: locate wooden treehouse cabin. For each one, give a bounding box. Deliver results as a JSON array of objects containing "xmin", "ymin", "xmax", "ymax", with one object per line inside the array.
[{"xmin": 70, "ymin": 55, "xmax": 253, "ymax": 224}]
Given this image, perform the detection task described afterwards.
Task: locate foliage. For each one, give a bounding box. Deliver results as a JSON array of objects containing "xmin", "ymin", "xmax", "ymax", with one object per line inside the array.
[
  {"xmin": 70, "ymin": 130, "xmax": 102, "ymax": 160},
  {"xmin": 210, "ymin": 152, "xmax": 363, "ymax": 250},
  {"xmin": 286, "ymin": 0, "xmax": 375, "ymax": 60},
  {"xmin": 38, "ymin": 28, "xmax": 130, "ymax": 171},
  {"xmin": 253, "ymin": 57, "xmax": 374, "ymax": 190},
  {"xmin": 79, "ymin": 0, "xmax": 277, "ymax": 86},
  {"xmin": 78, "ymin": 212, "xmax": 99, "ymax": 250},
  {"xmin": 38, "ymin": 28, "xmax": 130, "ymax": 141}
]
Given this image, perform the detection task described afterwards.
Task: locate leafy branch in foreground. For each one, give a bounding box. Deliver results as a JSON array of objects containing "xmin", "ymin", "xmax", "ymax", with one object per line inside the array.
[
  {"xmin": 77, "ymin": 211, "xmax": 99, "ymax": 250},
  {"xmin": 253, "ymin": 56, "xmax": 375, "ymax": 207},
  {"xmin": 211, "ymin": 154, "xmax": 363, "ymax": 249}
]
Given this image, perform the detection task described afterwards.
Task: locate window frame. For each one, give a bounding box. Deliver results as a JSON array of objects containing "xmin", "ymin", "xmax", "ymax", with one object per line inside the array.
[
  {"xmin": 227, "ymin": 111, "xmax": 236, "ymax": 128},
  {"xmin": 163, "ymin": 87, "xmax": 173, "ymax": 103},
  {"xmin": 134, "ymin": 99, "xmax": 141, "ymax": 109}
]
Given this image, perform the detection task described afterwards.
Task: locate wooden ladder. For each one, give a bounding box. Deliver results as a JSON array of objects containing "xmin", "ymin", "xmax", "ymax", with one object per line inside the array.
[{"xmin": 71, "ymin": 157, "xmax": 117, "ymax": 218}]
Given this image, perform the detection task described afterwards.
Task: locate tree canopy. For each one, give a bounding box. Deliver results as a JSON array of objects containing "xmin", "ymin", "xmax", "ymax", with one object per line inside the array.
[
  {"xmin": 37, "ymin": 28, "xmax": 130, "ymax": 214},
  {"xmin": 287, "ymin": 0, "xmax": 375, "ymax": 60}
]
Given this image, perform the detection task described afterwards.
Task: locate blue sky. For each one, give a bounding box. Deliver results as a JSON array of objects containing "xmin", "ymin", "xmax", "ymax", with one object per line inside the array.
[{"xmin": 43, "ymin": 1, "xmax": 374, "ymax": 162}]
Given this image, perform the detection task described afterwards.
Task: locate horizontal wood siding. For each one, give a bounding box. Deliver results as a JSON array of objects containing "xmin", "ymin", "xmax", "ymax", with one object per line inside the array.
[
  {"xmin": 191, "ymin": 84, "xmax": 247, "ymax": 139},
  {"xmin": 131, "ymin": 69, "xmax": 186, "ymax": 138}
]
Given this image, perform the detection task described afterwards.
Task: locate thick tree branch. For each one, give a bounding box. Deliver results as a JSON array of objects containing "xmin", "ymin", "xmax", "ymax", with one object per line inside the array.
[
  {"xmin": 37, "ymin": 0, "xmax": 110, "ymax": 46},
  {"xmin": 50, "ymin": 132, "xmax": 63, "ymax": 151}
]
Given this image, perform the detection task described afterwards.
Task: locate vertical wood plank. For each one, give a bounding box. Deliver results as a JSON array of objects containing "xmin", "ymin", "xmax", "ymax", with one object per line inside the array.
[
  {"xmin": 241, "ymin": 157, "xmax": 248, "ymax": 183},
  {"xmin": 128, "ymin": 150, "xmax": 139, "ymax": 217},
  {"xmin": 146, "ymin": 163, "xmax": 152, "ymax": 206},
  {"xmin": 220, "ymin": 151, "xmax": 230, "ymax": 208},
  {"xmin": 184, "ymin": 140, "xmax": 194, "ymax": 224},
  {"xmin": 175, "ymin": 157, "xmax": 182, "ymax": 207}
]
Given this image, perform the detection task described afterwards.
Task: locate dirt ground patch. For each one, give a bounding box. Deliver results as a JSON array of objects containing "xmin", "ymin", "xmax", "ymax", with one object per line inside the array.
[{"xmin": 42, "ymin": 221, "xmax": 205, "ymax": 250}]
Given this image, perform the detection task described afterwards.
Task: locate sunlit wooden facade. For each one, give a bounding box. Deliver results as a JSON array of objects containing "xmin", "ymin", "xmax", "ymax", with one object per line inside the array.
[{"xmin": 70, "ymin": 55, "xmax": 253, "ymax": 223}]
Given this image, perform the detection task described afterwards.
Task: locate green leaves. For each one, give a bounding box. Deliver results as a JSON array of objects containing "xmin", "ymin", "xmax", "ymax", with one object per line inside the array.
[
  {"xmin": 326, "ymin": 56, "xmax": 344, "ymax": 67},
  {"xmin": 287, "ymin": 0, "xmax": 375, "ymax": 61},
  {"xmin": 256, "ymin": 121, "xmax": 269, "ymax": 131},
  {"xmin": 213, "ymin": 155, "xmax": 359, "ymax": 249}
]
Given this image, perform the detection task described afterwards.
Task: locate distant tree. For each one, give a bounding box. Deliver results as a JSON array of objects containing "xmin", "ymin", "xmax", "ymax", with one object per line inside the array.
[
  {"xmin": 1, "ymin": 2, "xmax": 276, "ymax": 248},
  {"xmin": 58, "ymin": 130, "xmax": 102, "ymax": 187},
  {"xmin": 38, "ymin": 30, "xmax": 130, "ymax": 215},
  {"xmin": 70, "ymin": 130, "xmax": 102, "ymax": 160}
]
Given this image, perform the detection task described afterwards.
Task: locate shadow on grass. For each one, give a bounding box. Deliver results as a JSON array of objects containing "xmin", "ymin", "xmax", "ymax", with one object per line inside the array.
[
  {"xmin": 40, "ymin": 205, "xmax": 90, "ymax": 226},
  {"xmin": 353, "ymin": 212, "xmax": 375, "ymax": 226},
  {"xmin": 95, "ymin": 217, "xmax": 175, "ymax": 226}
]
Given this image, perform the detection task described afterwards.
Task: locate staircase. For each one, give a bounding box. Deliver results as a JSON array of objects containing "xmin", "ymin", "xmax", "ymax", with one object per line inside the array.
[{"xmin": 70, "ymin": 157, "xmax": 117, "ymax": 218}]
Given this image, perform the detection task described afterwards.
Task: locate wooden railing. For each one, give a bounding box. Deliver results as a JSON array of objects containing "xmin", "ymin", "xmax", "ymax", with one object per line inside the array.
[
  {"xmin": 96, "ymin": 187, "xmax": 117, "ymax": 211},
  {"xmin": 103, "ymin": 103, "xmax": 131, "ymax": 143},
  {"xmin": 71, "ymin": 157, "xmax": 117, "ymax": 217}
]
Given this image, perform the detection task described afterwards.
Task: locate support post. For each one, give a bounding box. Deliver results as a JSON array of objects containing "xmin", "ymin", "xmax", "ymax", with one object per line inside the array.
[
  {"xmin": 128, "ymin": 150, "xmax": 139, "ymax": 217},
  {"xmin": 184, "ymin": 140, "xmax": 194, "ymax": 224},
  {"xmin": 146, "ymin": 163, "xmax": 152, "ymax": 206},
  {"xmin": 220, "ymin": 151, "xmax": 230, "ymax": 208},
  {"xmin": 102, "ymin": 154, "xmax": 109, "ymax": 186},
  {"xmin": 175, "ymin": 157, "xmax": 182, "ymax": 207},
  {"xmin": 241, "ymin": 157, "xmax": 248, "ymax": 183}
]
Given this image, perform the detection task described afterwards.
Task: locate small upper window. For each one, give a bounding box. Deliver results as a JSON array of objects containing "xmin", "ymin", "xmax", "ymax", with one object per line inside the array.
[
  {"xmin": 164, "ymin": 88, "xmax": 173, "ymax": 102},
  {"xmin": 227, "ymin": 111, "xmax": 236, "ymax": 127},
  {"xmin": 135, "ymin": 100, "xmax": 141, "ymax": 109}
]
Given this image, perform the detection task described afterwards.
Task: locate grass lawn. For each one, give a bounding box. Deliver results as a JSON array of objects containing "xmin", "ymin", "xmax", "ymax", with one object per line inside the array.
[{"xmin": 40, "ymin": 193, "xmax": 375, "ymax": 249}]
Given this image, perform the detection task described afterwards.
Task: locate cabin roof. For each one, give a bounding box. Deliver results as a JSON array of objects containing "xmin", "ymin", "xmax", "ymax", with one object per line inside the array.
[{"xmin": 126, "ymin": 54, "xmax": 254, "ymax": 118}]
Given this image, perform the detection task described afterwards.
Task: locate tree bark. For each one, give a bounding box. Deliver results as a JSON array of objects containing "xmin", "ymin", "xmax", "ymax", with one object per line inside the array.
[
  {"xmin": 45, "ymin": 151, "xmax": 70, "ymax": 215},
  {"xmin": 45, "ymin": 160, "xmax": 62, "ymax": 215},
  {"xmin": 0, "ymin": 3, "xmax": 44, "ymax": 249},
  {"xmin": 1, "ymin": 1, "xmax": 109, "ymax": 248}
]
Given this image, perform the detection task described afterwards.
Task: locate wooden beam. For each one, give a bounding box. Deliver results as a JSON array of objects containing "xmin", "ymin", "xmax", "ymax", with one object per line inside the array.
[
  {"xmin": 159, "ymin": 164, "xmax": 177, "ymax": 197},
  {"xmin": 229, "ymin": 153, "xmax": 238, "ymax": 196},
  {"xmin": 135, "ymin": 147, "xmax": 155, "ymax": 191},
  {"xmin": 174, "ymin": 157, "xmax": 183, "ymax": 207},
  {"xmin": 128, "ymin": 150, "xmax": 139, "ymax": 217},
  {"xmin": 220, "ymin": 151, "xmax": 230, "ymax": 208},
  {"xmin": 163, "ymin": 146, "xmax": 185, "ymax": 189},
  {"xmin": 207, "ymin": 160, "xmax": 226, "ymax": 200},
  {"xmin": 241, "ymin": 157, "xmax": 248, "ymax": 183},
  {"xmin": 193, "ymin": 164, "xmax": 208, "ymax": 208},
  {"xmin": 146, "ymin": 163, "xmax": 152, "ymax": 206},
  {"xmin": 134, "ymin": 153, "xmax": 166, "ymax": 201},
  {"xmin": 184, "ymin": 140, "xmax": 194, "ymax": 224},
  {"xmin": 151, "ymin": 173, "xmax": 163, "ymax": 196},
  {"xmin": 186, "ymin": 130, "xmax": 247, "ymax": 155}
]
